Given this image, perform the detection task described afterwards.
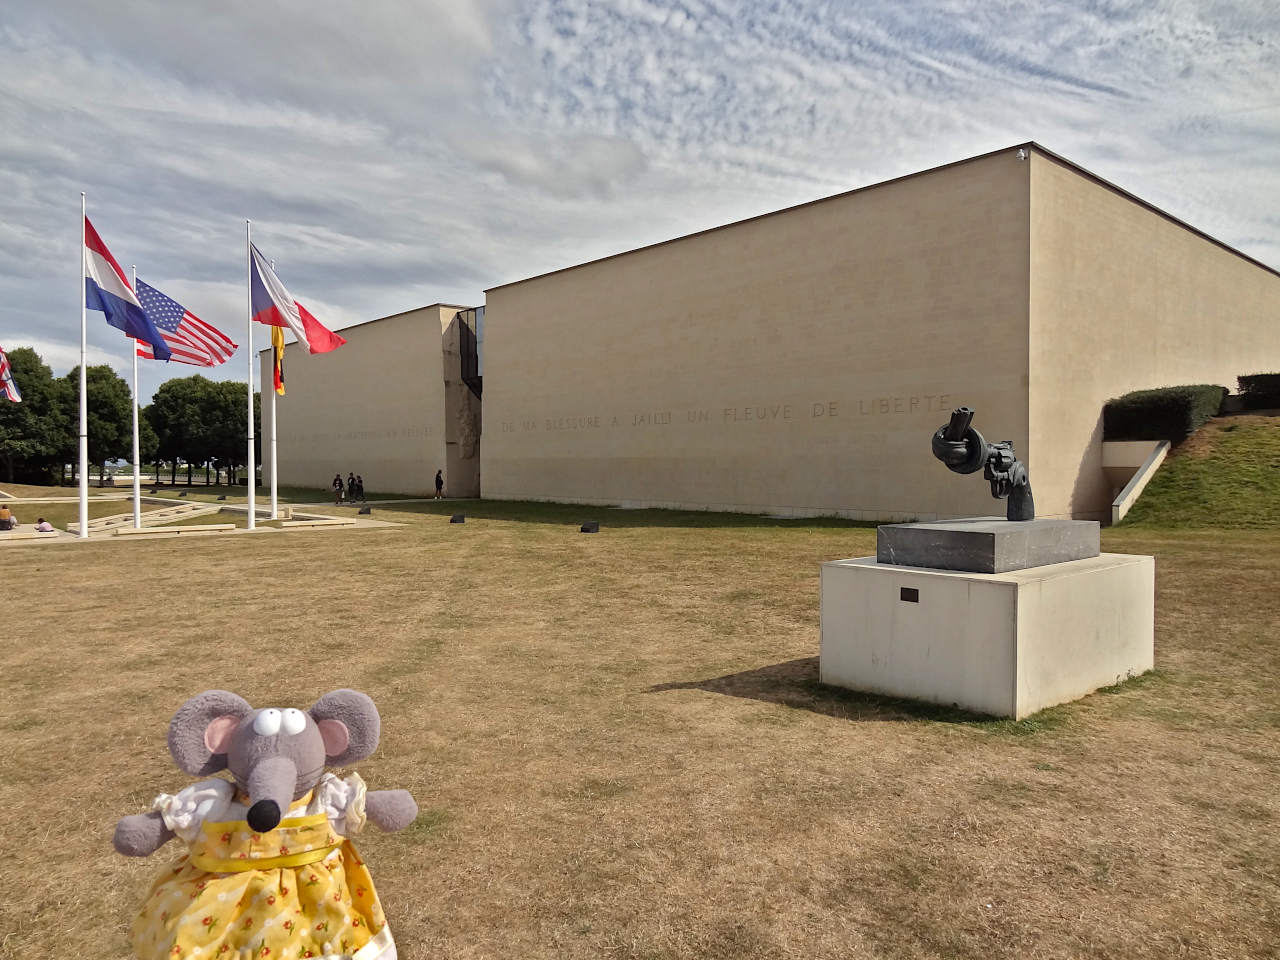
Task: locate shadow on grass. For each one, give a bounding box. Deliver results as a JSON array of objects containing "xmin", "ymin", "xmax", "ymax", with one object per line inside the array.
[
  {"xmin": 368, "ymin": 498, "xmax": 879, "ymax": 530},
  {"xmin": 649, "ymin": 657, "xmax": 1070, "ymax": 734}
]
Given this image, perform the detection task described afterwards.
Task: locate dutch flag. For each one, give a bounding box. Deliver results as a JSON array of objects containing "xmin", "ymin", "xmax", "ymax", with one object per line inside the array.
[{"xmin": 84, "ymin": 217, "xmax": 172, "ymax": 363}]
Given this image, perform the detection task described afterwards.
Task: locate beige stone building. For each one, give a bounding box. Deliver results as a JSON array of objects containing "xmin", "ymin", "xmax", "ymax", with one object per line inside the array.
[
  {"xmin": 260, "ymin": 304, "xmax": 481, "ymax": 497},
  {"xmin": 481, "ymin": 143, "xmax": 1280, "ymax": 521}
]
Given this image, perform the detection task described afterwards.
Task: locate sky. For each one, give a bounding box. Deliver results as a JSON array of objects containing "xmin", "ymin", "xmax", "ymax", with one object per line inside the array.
[{"xmin": 1, "ymin": 0, "xmax": 1277, "ymax": 402}]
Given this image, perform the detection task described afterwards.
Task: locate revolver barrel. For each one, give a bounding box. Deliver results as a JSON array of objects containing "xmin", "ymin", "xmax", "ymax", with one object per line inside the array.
[{"xmin": 943, "ymin": 406, "xmax": 975, "ymax": 443}]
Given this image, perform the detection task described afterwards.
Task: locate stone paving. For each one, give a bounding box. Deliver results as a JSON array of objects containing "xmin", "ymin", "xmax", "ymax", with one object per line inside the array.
[{"xmin": 0, "ymin": 489, "xmax": 404, "ymax": 546}]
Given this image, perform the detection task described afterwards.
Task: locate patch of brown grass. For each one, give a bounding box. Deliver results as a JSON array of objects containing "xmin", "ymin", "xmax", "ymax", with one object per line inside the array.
[
  {"xmin": 0, "ymin": 498, "xmax": 173, "ymax": 532},
  {"xmin": 0, "ymin": 510, "xmax": 1277, "ymax": 959},
  {"xmin": 0, "ymin": 481, "xmax": 126, "ymax": 498}
]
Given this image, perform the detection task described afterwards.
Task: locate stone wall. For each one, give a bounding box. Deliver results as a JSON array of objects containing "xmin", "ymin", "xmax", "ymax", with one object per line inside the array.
[
  {"xmin": 261, "ymin": 305, "xmax": 462, "ymax": 497},
  {"xmin": 481, "ymin": 150, "xmax": 1032, "ymax": 520},
  {"xmin": 1028, "ymin": 150, "xmax": 1280, "ymax": 519},
  {"xmin": 441, "ymin": 313, "xmax": 482, "ymax": 498}
]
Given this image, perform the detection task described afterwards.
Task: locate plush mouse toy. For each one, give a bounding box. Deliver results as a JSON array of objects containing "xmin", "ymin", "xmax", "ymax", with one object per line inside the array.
[{"xmin": 114, "ymin": 689, "xmax": 417, "ymax": 960}]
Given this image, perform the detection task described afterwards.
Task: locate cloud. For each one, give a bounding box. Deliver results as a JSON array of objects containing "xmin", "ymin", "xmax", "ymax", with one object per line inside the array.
[
  {"xmin": 1, "ymin": 0, "xmax": 1277, "ymax": 402},
  {"xmin": 461, "ymin": 133, "xmax": 648, "ymax": 199},
  {"xmin": 15, "ymin": 338, "xmax": 123, "ymax": 376}
]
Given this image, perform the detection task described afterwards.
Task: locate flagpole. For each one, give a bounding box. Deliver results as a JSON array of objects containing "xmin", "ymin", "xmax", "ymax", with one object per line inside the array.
[
  {"xmin": 131, "ymin": 265, "xmax": 141, "ymax": 529},
  {"xmin": 79, "ymin": 193, "xmax": 89, "ymax": 539},
  {"xmin": 246, "ymin": 219, "xmax": 255, "ymax": 531},
  {"xmin": 269, "ymin": 259, "xmax": 278, "ymax": 521},
  {"xmin": 269, "ymin": 356, "xmax": 278, "ymax": 519}
]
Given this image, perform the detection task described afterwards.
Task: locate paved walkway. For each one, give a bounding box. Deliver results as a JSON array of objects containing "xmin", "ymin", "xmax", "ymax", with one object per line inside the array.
[{"xmin": 0, "ymin": 489, "xmax": 404, "ymax": 546}]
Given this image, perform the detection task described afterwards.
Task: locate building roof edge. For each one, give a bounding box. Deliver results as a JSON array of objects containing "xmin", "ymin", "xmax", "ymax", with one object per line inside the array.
[
  {"xmin": 255, "ymin": 302, "xmax": 475, "ymax": 354},
  {"xmin": 1024, "ymin": 142, "xmax": 1280, "ymax": 281},
  {"xmin": 485, "ymin": 141, "xmax": 1279, "ymax": 293}
]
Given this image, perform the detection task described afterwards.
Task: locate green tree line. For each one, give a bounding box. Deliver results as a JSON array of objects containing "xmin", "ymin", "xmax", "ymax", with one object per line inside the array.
[{"xmin": 0, "ymin": 346, "xmax": 260, "ymax": 485}]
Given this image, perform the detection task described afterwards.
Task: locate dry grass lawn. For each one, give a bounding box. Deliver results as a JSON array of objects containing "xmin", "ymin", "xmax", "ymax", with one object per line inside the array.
[
  {"xmin": 1, "ymin": 504, "xmax": 1276, "ymax": 959},
  {"xmin": 0, "ymin": 497, "xmax": 172, "ymax": 531},
  {"xmin": 0, "ymin": 481, "xmax": 124, "ymax": 498}
]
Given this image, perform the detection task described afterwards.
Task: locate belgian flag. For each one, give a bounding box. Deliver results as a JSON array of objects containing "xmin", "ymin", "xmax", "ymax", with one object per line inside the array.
[{"xmin": 271, "ymin": 324, "xmax": 285, "ymax": 396}]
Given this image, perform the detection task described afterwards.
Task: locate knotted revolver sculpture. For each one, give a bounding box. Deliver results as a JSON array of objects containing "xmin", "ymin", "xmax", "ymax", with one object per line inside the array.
[{"xmin": 931, "ymin": 406, "xmax": 1035, "ymax": 521}]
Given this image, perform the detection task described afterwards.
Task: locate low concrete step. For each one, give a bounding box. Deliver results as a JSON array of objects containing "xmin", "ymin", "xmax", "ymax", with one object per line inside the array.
[
  {"xmin": 70, "ymin": 502, "xmax": 220, "ymax": 533},
  {"xmin": 115, "ymin": 523, "xmax": 236, "ymax": 537}
]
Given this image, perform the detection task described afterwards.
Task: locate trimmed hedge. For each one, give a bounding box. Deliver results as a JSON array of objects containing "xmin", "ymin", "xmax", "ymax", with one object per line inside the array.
[
  {"xmin": 1103, "ymin": 384, "xmax": 1227, "ymax": 444},
  {"xmin": 1238, "ymin": 373, "xmax": 1280, "ymax": 410}
]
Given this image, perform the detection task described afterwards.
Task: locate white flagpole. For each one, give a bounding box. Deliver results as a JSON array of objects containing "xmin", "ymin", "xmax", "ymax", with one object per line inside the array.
[
  {"xmin": 269, "ymin": 259, "xmax": 278, "ymax": 520},
  {"xmin": 78, "ymin": 193, "xmax": 89, "ymax": 539},
  {"xmin": 131, "ymin": 265, "xmax": 141, "ymax": 529},
  {"xmin": 246, "ymin": 220, "xmax": 256, "ymax": 531}
]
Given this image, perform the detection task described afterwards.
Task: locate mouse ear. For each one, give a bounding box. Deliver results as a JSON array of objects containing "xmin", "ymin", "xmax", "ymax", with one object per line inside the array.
[
  {"xmin": 309, "ymin": 690, "xmax": 380, "ymax": 766},
  {"xmin": 168, "ymin": 690, "xmax": 253, "ymax": 775}
]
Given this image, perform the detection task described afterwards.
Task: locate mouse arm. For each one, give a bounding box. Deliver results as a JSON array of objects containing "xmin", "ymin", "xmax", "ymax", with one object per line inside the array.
[
  {"xmin": 364, "ymin": 789, "xmax": 418, "ymax": 832},
  {"xmin": 114, "ymin": 811, "xmax": 176, "ymax": 857}
]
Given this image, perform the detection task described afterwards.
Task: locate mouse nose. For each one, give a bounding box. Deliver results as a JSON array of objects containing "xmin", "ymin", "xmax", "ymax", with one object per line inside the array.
[
  {"xmin": 245, "ymin": 754, "xmax": 296, "ymax": 834},
  {"xmin": 247, "ymin": 800, "xmax": 281, "ymax": 833}
]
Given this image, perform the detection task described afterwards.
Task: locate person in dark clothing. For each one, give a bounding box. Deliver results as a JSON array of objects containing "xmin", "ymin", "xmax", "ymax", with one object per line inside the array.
[
  {"xmin": 355, "ymin": 475, "xmax": 365, "ymax": 502},
  {"xmin": 434, "ymin": 470, "xmax": 444, "ymax": 499},
  {"xmin": 332, "ymin": 474, "xmax": 344, "ymax": 505},
  {"xmin": 346, "ymin": 472, "xmax": 356, "ymax": 502}
]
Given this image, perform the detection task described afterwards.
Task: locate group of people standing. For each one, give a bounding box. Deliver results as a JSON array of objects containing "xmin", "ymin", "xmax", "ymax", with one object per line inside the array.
[
  {"xmin": 332, "ymin": 472, "xmax": 366, "ymax": 505},
  {"xmin": 328, "ymin": 469, "xmax": 447, "ymax": 504}
]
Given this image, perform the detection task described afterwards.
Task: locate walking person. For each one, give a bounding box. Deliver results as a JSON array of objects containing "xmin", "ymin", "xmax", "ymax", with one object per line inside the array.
[
  {"xmin": 355, "ymin": 475, "xmax": 365, "ymax": 502},
  {"xmin": 346, "ymin": 472, "xmax": 356, "ymax": 503},
  {"xmin": 434, "ymin": 469, "xmax": 444, "ymax": 499},
  {"xmin": 332, "ymin": 473, "xmax": 344, "ymax": 505}
]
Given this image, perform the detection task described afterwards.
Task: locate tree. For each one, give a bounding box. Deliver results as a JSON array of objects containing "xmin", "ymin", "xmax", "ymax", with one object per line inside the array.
[
  {"xmin": 206, "ymin": 381, "xmax": 259, "ymax": 485},
  {"xmin": 147, "ymin": 375, "xmax": 216, "ymax": 485},
  {"xmin": 0, "ymin": 347, "xmax": 74, "ymax": 482},
  {"xmin": 124, "ymin": 411, "xmax": 159, "ymax": 481},
  {"xmin": 65, "ymin": 365, "xmax": 133, "ymax": 482},
  {"xmin": 139, "ymin": 414, "xmax": 159, "ymax": 467},
  {"xmin": 146, "ymin": 375, "xmax": 258, "ymax": 485}
]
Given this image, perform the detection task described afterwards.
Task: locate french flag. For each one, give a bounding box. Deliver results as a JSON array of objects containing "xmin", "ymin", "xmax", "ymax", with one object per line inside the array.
[
  {"xmin": 84, "ymin": 217, "xmax": 172, "ymax": 362},
  {"xmin": 250, "ymin": 244, "xmax": 346, "ymax": 354}
]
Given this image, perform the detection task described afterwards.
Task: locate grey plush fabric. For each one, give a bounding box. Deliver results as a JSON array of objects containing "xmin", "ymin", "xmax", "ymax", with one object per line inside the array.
[
  {"xmin": 113, "ymin": 811, "xmax": 175, "ymax": 857},
  {"xmin": 308, "ymin": 689, "xmax": 381, "ymax": 767},
  {"xmin": 365, "ymin": 790, "xmax": 419, "ymax": 832},
  {"xmin": 115, "ymin": 688, "xmax": 418, "ymax": 856},
  {"xmin": 167, "ymin": 690, "xmax": 253, "ymax": 775}
]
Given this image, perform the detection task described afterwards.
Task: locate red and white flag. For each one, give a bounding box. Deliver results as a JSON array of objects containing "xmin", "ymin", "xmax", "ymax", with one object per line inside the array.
[
  {"xmin": 249, "ymin": 245, "xmax": 345, "ymax": 354},
  {"xmin": 0, "ymin": 345, "xmax": 20, "ymax": 402}
]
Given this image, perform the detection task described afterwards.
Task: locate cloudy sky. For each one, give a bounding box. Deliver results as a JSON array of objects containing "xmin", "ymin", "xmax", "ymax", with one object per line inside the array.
[{"xmin": 2, "ymin": 0, "xmax": 1277, "ymax": 400}]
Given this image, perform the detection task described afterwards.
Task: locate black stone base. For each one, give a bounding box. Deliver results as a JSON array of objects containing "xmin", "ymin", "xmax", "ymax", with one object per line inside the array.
[{"xmin": 876, "ymin": 517, "xmax": 1100, "ymax": 574}]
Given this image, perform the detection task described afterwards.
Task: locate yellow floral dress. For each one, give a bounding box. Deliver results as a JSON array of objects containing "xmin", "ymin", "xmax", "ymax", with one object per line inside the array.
[{"xmin": 132, "ymin": 772, "xmax": 396, "ymax": 960}]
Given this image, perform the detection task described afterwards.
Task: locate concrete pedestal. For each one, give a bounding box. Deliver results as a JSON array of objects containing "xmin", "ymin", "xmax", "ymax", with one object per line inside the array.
[
  {"xmin": 877, "ymin": 517, "xmax": 1100, "ymax": 573},
  {"xmin": 819, "ymin": 553, "xmax": 1154, "ymax": 719}
]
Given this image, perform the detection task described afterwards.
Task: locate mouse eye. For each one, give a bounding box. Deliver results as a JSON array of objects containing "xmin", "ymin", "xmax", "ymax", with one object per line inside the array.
[
  {"xmin": 281, "ymin": 708, "xmax": 307, "ymax": 736},
  {"xmin": 253, "ymin": 708, "xmax": 282, "ymax": 736}
]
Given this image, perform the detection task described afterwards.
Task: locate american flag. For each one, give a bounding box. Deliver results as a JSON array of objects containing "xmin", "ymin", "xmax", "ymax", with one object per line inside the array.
[{"xmin": 135, "ymin": 279, "xmax": 237, "ymax": 366}]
